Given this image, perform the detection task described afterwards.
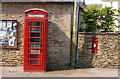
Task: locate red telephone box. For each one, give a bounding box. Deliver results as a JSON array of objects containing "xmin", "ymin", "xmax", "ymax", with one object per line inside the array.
[
  {"xmin": 92, "ymin": 37, "xmax": 98, "ymax": 53},
  {"xmin": 24, "ymin": 9, "xmax": 48, "ymax": 72}
]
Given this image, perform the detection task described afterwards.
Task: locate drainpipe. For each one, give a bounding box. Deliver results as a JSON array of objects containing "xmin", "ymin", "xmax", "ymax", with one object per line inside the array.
[
  {"xmin": 71, "ymin": 0, "xmax": 81, "ymax": 68},
  {"xmin": 71, "ymin": 0, "xmax": 77, "ymax": 68},
  {"xmin": 75, "ymin": 0, "xmax": 80, "ymax": 68}
]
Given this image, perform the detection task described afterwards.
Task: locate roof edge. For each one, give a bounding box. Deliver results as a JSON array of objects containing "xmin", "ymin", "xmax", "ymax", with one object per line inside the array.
[
  {"xmin": 101, "ymin": 0, "xmax": 119, "ymax": 2},
  {"xmin": 1, "ymin": 0, "xmax": 74, "ymax": 2}
]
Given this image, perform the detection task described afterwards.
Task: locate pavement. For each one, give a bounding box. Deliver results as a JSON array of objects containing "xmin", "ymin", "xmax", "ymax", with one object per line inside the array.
[{"xmin": 1, "ymin": 66, "xmax": 119, "ymax": 77}]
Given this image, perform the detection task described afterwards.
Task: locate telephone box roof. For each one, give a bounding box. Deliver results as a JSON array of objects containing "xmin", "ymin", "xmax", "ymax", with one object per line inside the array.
[{"xmin": 25, "ymin": 9, "xmax": 47, "ymax": 13}]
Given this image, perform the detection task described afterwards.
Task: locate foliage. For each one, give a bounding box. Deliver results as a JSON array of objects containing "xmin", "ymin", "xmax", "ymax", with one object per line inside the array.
[{"xmin": 81, "ymin": 5, "xmax": 120, "ymax": 32}]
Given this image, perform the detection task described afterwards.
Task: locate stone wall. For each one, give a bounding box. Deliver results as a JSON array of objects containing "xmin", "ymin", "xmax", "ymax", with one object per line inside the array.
[
  {"xmin": 1, "ymin": 2, "xmax": 119, "ymax": 70},
  {"xmin": 1, "ymin": 2, "xmax": 73, "ymax": 70},
  {"xmin": 78, "ymin": 32, "xmax": 119, "ymax": 69}
]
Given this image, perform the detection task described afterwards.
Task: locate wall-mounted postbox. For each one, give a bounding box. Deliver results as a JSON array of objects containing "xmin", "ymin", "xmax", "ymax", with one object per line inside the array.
[
  {"xmin": 92, "ymin": 37, "xmax": 98, "ymax": 53},
  {"xmin": 24, "ymin": 9, "xmax": 48, "ymax": 72}
]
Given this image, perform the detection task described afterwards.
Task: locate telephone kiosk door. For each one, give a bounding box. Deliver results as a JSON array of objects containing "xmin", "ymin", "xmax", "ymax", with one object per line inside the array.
[{"xmin": 24, "ymin": 9, "xmax": 48, "ymax": 72}]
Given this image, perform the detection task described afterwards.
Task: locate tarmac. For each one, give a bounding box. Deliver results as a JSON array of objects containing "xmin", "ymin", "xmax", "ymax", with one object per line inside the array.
[{"xmin": 1, "ymin": 66, "xmax": 119, "ymax": 77}]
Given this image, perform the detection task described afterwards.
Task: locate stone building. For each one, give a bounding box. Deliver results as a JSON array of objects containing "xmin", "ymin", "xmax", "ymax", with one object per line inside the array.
[
  {"xmin": 0, "ymin": 0, "xmax": 119, "ymax": 71},
  {"xmin": 0, "ymin": 0, "xmax": 86, "ymax": 70}
]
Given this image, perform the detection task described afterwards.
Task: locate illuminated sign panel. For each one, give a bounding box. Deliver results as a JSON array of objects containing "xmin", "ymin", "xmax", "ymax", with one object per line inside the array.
[{"xmin": 28, "ymin": 14, "xmax": 44, "ymax": 17}]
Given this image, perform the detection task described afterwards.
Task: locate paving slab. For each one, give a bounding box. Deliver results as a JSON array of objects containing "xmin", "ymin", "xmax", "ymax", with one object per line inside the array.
[{"xmin": 1, "ymin": 66, "xmax": 118, "ymax": 77}]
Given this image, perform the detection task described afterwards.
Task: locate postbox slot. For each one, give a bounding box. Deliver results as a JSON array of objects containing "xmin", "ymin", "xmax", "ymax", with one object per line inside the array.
[
  {"xmin": 29, "ymin": 49, "xmax": 42, "ymax": 53},
  {"xmin": 28, "ymin": 21, "xmax": 43, "ymax": 26},
  {"xmin": 29, "ymin": 27, "xmax": 42, "ymax": 32},
  {"xmin": 29, "ymin": 38, "xmax": 42, "ymax": 42},
  {"xmin": 29, "ymin": 44, "xmax": 42, "ymax": 48}
]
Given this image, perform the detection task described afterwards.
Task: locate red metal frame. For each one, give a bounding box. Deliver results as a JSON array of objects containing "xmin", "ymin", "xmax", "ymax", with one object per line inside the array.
[
  {"xmin": 92, "ymin": 37, "xmax": 98, "ymax": 53},
  {"xmin": 24, "ymin": 9, "xmax": 48, "ymax": 72}
]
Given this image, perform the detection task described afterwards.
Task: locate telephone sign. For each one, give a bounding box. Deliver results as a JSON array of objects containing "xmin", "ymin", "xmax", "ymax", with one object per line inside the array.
[{"xmin": 28, "ymin": 14, "xmax": 44, "ymax": 17}]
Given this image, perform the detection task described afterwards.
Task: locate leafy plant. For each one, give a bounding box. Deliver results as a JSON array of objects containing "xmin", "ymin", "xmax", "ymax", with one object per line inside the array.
[{"xmin": 81, "ymin": 6, "xmax": 120, "ymax": 32}]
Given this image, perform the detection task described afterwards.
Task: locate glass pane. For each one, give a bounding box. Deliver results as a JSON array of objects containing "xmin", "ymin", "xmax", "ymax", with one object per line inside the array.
[
  {"xmin": 29, "ymin": 44, "xmax": 42, "ymax": 48},
  {"xmin": 29, "ymin": 49, "xmax": 42, "ymax": 53},
  {"xmin": 29, "ymin": 60, "xmax": 40, "ymax": 65},
  {"xmin": 29, "ymin": 38, "xmax": 42, "ymax": 42},
  {"xmin": 29, "ymin": 33, "xmax": 42, "ymax": 37},
  {"xmin": 28, "ymin": 21, "xmax": 42, "ymax": 26},
  {"xmin": 29, "ymin": 54, "xmax": 40, "ymax": 59},
  {"xmin": 29, "ymin": 27, "xmax": 42, "ymax": 32}
]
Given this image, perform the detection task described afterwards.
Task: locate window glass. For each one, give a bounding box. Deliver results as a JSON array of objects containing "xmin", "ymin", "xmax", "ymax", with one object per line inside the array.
[
  {"xmin": 29, "ymin": 49, "xmax": 42, "ymax": 53},
  {"xmin": 29, "ymin": 54, "xmax": 40, "ymax": 59},
  {"xmin": 29, "ymin": 60, "xmax": 41, "ymax": 65},
  {"xmin": 29, "ymin": 44, "xmax": 42, "ymax": 48},
  {"xmin": 29, "ymin": 33, "xmax": 42, "ymax": 37},
  {"xmin": 29, "ymin": 27, "xmax": 42, "ymax": 32},
  {"xmin": 28, "ymin": 21, "xmax": 42, "ymax": 26},
  {"xmin": 29, "ymin": 38, "xmax": 42, "ymax": 42}
]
